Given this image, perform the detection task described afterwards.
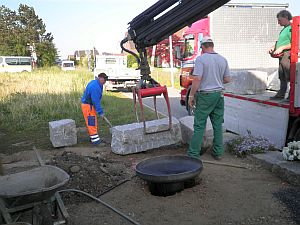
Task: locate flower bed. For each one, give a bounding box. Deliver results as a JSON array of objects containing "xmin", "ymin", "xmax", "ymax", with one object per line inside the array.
[{"xmin": 227, "ymin": 134, "xmax": 275, "ymax": 157}]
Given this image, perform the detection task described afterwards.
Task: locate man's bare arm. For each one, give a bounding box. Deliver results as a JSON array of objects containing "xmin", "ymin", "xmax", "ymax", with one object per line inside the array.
[
  {"xmin": 223, "ymin": 76, "xmax": 231, "ymax": 84},
  {"xmin": 273, "ymin": 43, "xmax": 291, "ymax": 54},
  {"xmin": 189, "ymin": 76, "xmax": 202, "ymax": 97}
]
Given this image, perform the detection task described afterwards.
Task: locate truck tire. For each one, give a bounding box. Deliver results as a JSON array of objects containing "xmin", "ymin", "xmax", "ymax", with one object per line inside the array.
[{"xmin": 294, "ymin": 128, "xmax": 300, "ymax": 141}]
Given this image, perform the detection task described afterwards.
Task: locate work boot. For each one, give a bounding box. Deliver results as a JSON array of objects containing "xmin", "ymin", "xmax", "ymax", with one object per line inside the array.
[
  {"xmin": 270, "ymin": 92, "xmax": 285, "ymax": 100},
  {"xmin": 211, "ymin": 152, "xmax": 222, "ymax": 161}
]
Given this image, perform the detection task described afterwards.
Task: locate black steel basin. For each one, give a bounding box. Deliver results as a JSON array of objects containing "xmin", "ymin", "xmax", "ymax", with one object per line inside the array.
[{"xmin": 135, "ymin": 155, "xmax": 203, "ymax": 196}]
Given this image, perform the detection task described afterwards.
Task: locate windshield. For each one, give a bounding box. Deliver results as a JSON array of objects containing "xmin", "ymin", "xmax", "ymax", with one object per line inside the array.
[
  {"xmin": 63, "ymin": 63, "xmax": 74, "ymax": 67},
  {"xmin": 183, "ymin": 34, "xmax": 195, "ymax": 58}
]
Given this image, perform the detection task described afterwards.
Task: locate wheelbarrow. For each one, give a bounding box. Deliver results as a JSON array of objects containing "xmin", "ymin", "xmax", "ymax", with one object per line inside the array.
[{"xmin": 0, "ymin": 165, "xmax": 70, "ymax": 225}]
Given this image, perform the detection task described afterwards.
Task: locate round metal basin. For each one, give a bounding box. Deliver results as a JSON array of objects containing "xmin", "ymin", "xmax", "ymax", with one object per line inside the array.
[{"xmin": 135, "ymin": 155, "xmax": 203, "ymax": 196}]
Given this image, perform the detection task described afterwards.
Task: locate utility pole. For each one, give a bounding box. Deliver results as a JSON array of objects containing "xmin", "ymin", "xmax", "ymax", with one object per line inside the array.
[{"xmin": 169, "ymin": 35, "xmax": 174, "ymax": 88}]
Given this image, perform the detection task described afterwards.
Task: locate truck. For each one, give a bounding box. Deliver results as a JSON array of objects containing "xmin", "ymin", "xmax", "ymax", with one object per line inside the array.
[
  {"xmin": 179, "ymin": 3, "xmax": 288, "ymax": 112},
  {"xmin": 93, "ymin": 54, "xmax": 141, "ymax": 90},
  {"xmin": 61, "ymin": 60, "xmax": 75, "ymax": 71},
  {"xmin": 121, "ymin": 0, "xmax": 300, "ymax": 148},
  {"xmin": 178, "ymin": 3, "xmax": 300, "ymax": 149}
]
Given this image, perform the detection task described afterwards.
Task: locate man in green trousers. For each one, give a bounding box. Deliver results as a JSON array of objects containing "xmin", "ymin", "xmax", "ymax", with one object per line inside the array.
[{"xmin": 188, "ymin": 36, "xmax": 231, "ymax": 160}]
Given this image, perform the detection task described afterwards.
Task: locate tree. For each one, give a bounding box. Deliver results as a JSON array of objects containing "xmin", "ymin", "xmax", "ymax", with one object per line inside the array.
[
  {"xmin": 0, "ymin": 4, "xmax": 58, "ymax": 67},
  {"xmin": 147, "ymin": 33, "xmax": 182, "ymax": 68}
]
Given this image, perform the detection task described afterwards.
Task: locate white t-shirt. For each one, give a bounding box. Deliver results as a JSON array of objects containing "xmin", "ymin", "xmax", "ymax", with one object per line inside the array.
[{"xmin": 193, "ymin": 52, "xmax": 230, "ymax": 92}]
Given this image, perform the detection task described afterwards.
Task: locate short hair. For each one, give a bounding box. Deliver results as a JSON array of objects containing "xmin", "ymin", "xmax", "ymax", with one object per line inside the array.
[
  {"xmin": 277, "ymin": 10, "xmax": 292, "ymax": 20},
  {"xmin": 202, "ymin": 42, "xmax": 214, "ymax": 48},
  {"xmin": 98, "ymin": 72, "xmax": 108, "ymax": 80}
]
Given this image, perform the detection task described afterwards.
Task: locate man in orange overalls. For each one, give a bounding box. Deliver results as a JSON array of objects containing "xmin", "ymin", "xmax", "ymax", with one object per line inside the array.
[{"xmin": 81, "ymin": 73, "xmax": 107, "ymax": 145}]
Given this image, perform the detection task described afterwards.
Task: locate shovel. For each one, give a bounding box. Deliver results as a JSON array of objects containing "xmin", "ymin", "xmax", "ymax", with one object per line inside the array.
[{"xmin": 102, "ymin": 116, "xmax": 113, "ymax": 133}]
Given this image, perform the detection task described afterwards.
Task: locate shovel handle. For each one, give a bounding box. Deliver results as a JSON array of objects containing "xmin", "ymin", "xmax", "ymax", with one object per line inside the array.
[{"xmin": 103, "ymin": 116, "xmax": 113, "ymax": 128}]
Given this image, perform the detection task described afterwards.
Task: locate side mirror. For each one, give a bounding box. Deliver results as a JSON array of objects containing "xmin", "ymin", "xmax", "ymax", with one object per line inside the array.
[{"xmin": 174, "ymin": 46, "xmax": 182, "ymax": 60}]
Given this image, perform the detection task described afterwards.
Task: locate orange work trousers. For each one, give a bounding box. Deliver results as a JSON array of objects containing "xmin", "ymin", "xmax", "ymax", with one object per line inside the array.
[{"xmin": 81, "ymin": 103, "xmax": 100, "ymax": 144}]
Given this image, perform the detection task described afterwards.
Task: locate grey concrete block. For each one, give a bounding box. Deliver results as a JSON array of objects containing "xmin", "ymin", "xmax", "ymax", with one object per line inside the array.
[
  {"xmin": 179, "ymin": 116, "xmax": 226, "ymax": 148},
  {"xmin": 224, "ymin": 70, "xmax": 268, "ymax": 95},
  {"xmin": 49, "ymin": 119, "xmax": 77, "ymax": 148},
  {"xmin": 111, "ymin": 117, "xmax": 182, "ymax": 155}
]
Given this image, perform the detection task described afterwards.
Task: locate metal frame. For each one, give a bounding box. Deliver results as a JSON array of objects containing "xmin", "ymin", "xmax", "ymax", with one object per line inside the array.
[
  {"xmin": 0, "ymin": 193, "xmax": 68, "ymax": 224},
  {"xmin": 133, "ymin": 85, "xmax": 172, "ymax": 134},
  {"xmin": 290, "ymin": 16, "xmax": 300, "ymax": 116}
]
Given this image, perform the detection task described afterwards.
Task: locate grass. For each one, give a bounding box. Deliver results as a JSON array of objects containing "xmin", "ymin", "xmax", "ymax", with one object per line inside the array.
[
  {"xmin": 151, "ymin": 67, "xmax": 181, "ymax": 89},
  {"xmin": 0, "ymin": 67, "xmax": 158, "ymax": 154}
]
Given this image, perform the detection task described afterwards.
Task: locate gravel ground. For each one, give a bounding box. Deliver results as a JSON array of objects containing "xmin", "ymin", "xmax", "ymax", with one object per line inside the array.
[{"xmin": 1, "ymin": 145, "xmax": 300, "ymax": 225}]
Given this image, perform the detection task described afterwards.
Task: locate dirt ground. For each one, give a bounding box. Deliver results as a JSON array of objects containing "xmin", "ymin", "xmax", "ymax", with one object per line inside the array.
[{"xmin": 1, "ymin": 137, "xmax": 300, "ymax": 225}]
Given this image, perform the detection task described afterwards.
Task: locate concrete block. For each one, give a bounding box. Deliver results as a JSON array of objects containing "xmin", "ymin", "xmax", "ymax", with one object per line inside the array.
[
  {"xmin": 225, "ymin": 70, "xmax": 268, "ymax": 95},
  {"xmin": 179, "ymin": 116, "xmax": 226, "ymax": 149},
  {"xmin": 111, "ymin": 117, "xmax": 182, "ymax": 155},
  {"xmin": 49, "ymin": 119, "xmax": 77, "ymax": 148}
]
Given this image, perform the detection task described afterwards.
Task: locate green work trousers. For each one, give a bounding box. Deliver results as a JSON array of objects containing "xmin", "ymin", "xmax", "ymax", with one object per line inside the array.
[{"xmin": 188, "ymin": 92, "xmax": 224, "ymax": 159}]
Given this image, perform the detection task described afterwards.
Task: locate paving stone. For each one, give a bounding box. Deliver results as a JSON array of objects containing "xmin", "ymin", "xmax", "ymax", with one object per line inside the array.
[
  {"xmin": 111, "ymin": 117, "xmax": 182, "ymax": 155},
  {"xmin": 49, "ymin": 119, "xmax": 77, "ymax": 148}
]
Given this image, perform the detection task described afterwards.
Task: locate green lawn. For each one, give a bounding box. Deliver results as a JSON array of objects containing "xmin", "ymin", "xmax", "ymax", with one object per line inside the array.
[{"xmin": 0, "ymin": 67, "xmax": 158, "ymax": 154}]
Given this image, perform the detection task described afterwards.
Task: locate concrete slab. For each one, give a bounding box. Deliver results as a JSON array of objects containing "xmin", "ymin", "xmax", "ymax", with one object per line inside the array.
[
  {"xmin": 224, "ymin": 70, "xmax": 268, "ymax": 95},
  {"xmin": 179, "ymin": 116, "xmax": 226, "ymax": 148},
  {"xmin": 251, "ymin": 151, "xmax": 300, "ymax": 186},
  {"xmin": 49, "ymin": 119, "xmax": 77, "ymax": 148},
  {"xmin": 111, "ymin": 117, "xmax": 182, "ymax": 155}
]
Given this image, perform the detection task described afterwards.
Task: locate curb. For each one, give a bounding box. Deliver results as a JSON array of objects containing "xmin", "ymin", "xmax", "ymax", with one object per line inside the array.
[{"xmin": 250, "ymin": 151, "xmax": 300, "ymax": 186}]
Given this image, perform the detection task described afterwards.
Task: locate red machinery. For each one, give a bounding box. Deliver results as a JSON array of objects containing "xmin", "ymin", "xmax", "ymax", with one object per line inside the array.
[
  {"xmin": 121, "ymin": 0, "xmax": 230, "ymax": 133},
  {"xmin": 133, "ymin": 85, "xmax": 172, "ymax": 134}
]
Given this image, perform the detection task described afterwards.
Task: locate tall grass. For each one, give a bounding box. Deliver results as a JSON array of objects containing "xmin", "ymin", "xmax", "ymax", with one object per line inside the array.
[
  {"xmin": 0, "ymin": 67, "xmax": 156, "ymax": 153},
  {"xmin": 151, "ymin": 67, "xmax": 181, "ymax": 89}
]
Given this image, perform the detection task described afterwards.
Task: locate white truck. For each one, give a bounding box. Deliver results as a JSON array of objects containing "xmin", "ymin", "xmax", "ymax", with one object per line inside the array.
[
  {"xmin": 93, "ymin": 55, "xmax": 141, "ymax": 90},
  {"xmin": 61, "ymin": 60, "xmax": 75, "ymax": 71}
]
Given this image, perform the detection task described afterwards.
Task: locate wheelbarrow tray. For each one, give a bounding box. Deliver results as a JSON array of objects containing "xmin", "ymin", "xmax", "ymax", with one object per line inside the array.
[{"xmin": 0, "ymin": 165, "xmax": 69, "ymax": 207}]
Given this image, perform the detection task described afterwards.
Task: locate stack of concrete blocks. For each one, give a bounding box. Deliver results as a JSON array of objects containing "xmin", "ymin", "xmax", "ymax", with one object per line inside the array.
[
  {"xmin": 179, "ymin": 116, "xmax": 229, "ymax": 150},
  {"xmin": 225, "ymin": 70, "xmax": 268, "ymax": 95},
  {"xmin": 111, "ymin": 117, "xmax": 182, "ymax": 155},
  {"xmin": 49, "ymin": 119, "xmax": 77, "ymax": 148}
]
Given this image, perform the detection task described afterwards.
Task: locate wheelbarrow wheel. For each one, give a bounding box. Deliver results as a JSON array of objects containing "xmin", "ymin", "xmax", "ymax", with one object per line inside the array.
[{"xmin": 32, "ymin": 204, "xmax": 53, "ymax": 225}]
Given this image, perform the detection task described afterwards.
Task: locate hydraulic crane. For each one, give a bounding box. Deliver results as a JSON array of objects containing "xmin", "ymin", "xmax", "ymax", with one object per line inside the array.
[{"xmin": 120, "ymin": 0, "xmax": 230, "ymax": 133}]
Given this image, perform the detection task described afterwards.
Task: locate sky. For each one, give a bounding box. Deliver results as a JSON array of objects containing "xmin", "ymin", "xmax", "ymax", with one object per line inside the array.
[{"xmin": 2, "ymin": 0, "xmax": 299, "ymax": 59}]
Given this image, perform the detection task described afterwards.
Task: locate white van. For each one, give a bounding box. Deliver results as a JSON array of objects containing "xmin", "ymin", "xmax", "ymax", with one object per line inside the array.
[
  {"xmin": 61, "ymin": 60, "xmax": 75, "ymax": 71},
  {"xmin": 0, "ymin": 56, "xmax": 32, "ymax": 72}
]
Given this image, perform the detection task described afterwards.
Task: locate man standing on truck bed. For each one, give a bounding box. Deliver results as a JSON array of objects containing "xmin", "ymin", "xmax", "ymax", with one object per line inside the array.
[
  {"xmin": 187, "ymin": 37, "xmax": 231, "ymax": 160},
  {"xmin": 81, "ymin": 73, "xmax": 107, "ymax": 145},
  {"xmin": 269, "ymin": 10, "xmax": 292, "ymax": 100}
]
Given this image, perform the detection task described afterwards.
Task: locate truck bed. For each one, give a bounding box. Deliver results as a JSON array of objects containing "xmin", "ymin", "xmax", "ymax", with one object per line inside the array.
[
  {"xmin": 224, "ymin": 90, "xmax": 290, "ymax": 149},
  {"xmin": 224, "ymin": 90, "xmax": 289, "ymax": 109}
]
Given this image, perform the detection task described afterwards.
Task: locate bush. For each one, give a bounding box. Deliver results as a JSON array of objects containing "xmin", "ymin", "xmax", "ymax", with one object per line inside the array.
[
  {"xmin": 282, "ymin": 141, "xmax": 300, "ymax": 161},
  {"xmin": 127, "ymin": 54, "xmax": 138, "ymax": 68}
]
